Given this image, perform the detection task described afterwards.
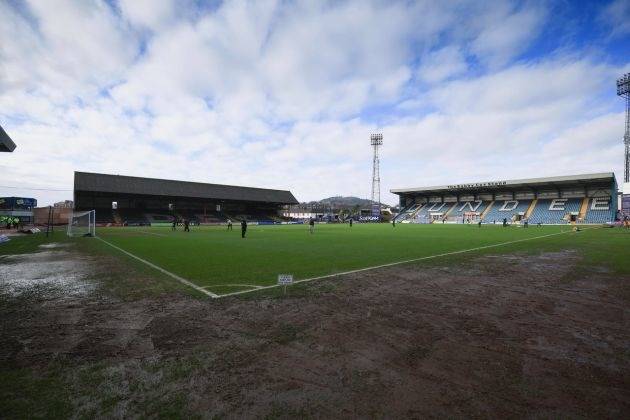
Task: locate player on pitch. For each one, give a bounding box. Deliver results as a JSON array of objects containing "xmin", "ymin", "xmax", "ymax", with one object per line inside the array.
[
  {"xmin": 309, "ymin": 217, "xmax": 315, "ymax": 234},
  {"xmin": 227, "ymin": 219, "xmax": 233, "ymax": 231},
  {"xmin": 241, "ymin": 219, "xmax": 247, "ymax": 238}
]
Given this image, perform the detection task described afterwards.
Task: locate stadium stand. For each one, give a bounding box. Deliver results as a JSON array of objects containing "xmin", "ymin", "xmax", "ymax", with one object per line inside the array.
[
  {"xmin": 391, "ymin": 173, "xmax": 619, "ymax": 225},
  {"xmin": 412, "ymin": 202, "xmax": 454, "ymax": 223},
  {"xmin": 527, "ymin": 198, "xmax": 581, "ymax": 224},
  {"xmin": 118, "ymin": 209, "xmax": 150, "ymax": 226},
  {"xmin": 447, "ymin": 201, "xmax": 491, "ymax": 222},
  {"xmin": 582, "ymin": 197, "xmax": 615, "ymax": 224},
  {"xmin": 94, "ymin": 208, "xmax": 115, "ymax": 224},
  {"xmin": 74, "ymin": 172, "xmax": 298, "ymax": 226},
  {"xmin": 482, "ymin": 200, "xmax": 532, "ymax": 224},
  {"xmin": 394, "ymin": 203, "xmax": 422, "ymax": 222}
]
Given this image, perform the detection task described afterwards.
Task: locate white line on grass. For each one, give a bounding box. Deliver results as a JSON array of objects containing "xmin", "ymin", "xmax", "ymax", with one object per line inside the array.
[
  {"xmin": 137, "ymin": 230, "xmax": 169, "ymax": 237},
  {"xmin": 95, "ymin": 236, "xmax": 218, "ymax": 298},
  {"xmin": 217, "ymin": 227, "xmax": 598, "ymax": 299},
  {"xmin": 203, "ymin": 284, "xmax": 264, "ymax": 289}
]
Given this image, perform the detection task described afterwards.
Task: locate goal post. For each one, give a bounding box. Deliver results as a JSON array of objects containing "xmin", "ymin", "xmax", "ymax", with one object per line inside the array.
[{"xmin": 67, "ymin": 210, "xmax": 96, "ymax": 237}]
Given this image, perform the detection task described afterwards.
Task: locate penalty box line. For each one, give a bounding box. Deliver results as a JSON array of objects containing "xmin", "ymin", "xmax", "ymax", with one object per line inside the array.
[
  {"xmin": 96, "ymin": 237, "xmax": 219, "ymax": 298},
  {"xmin": 217, "ymin": 226, "xmax": 599, "ymax": 299}
]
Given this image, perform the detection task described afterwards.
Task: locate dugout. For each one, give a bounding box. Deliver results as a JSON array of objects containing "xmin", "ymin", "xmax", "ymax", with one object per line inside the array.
[{"xmin": 73, "ymin": 172, "xmax": 298, "ymax": 226}]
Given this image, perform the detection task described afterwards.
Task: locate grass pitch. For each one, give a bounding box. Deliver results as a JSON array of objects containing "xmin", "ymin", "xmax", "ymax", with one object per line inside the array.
[{"xmin": 66, "ymin": 223, "xmax": 626, "ymax": 297}]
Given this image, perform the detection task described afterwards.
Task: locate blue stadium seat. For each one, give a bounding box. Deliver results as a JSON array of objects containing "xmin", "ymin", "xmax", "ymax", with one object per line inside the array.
[
  {"xmin": 482, "ymin": 200, "xmax": 532, "ymax": 223},
  {"xmin": 582, "ymin": 198, "xmax": 615, "ymax": 223},
  {"xmin": 448, "ymin": 201, "xmax": 490, "ymax": 222},
  {"xmin": 527, "ymin": 198, "xmax": 581, "ymax": 224}
]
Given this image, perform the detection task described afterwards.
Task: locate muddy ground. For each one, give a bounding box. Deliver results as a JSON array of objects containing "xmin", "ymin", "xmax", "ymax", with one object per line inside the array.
[{"xmin": 1, "ymin": 245, "xmax": 629, "ymax": 418}]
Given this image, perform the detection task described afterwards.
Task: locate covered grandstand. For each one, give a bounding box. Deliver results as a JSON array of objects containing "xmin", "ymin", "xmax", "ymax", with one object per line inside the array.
[
  {"xmin": 391, "ymin": 173, "xmax": 618, "ymax": 225},
  {"xmin": 74, "ymin": 172, "xmax": 298, "ymax": 226}
]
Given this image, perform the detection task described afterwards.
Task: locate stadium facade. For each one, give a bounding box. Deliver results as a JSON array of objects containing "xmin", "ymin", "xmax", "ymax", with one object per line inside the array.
[
  {"xmin": 74, "ymin": 172, "xmax": 298, "ymax": 226},
  {"xmin": 391, "ymin": 173, "xmax": 618, "ymax": 224}
]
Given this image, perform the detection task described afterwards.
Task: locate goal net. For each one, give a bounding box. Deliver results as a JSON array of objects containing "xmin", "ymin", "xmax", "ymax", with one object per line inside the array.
[{"xmin": 67, "ymin": 210, "xmax": 96, "ymax": 237}]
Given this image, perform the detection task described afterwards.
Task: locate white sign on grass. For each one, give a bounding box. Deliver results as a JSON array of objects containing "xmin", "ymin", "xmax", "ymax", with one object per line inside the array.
[{"xmin": 278, "ymin": 274, "xmax": 293, "ymax": 285}]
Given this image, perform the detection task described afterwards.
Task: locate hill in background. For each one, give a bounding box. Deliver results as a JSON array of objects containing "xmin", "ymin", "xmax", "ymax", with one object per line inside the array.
[{"xmin": 303, "ymin": 196, "xmax": 392, "ymax": 209}]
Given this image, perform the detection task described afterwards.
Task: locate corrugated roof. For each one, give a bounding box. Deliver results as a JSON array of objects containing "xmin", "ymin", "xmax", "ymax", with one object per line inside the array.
[
  {"xmin": 0, "ymin": 125, "xmax": 16, "ymax": 152},
  {"xmin": 391, "ymin": 172, "xmax": 616, "ymax": 195},
  {"xmin": 74, "ymin": 172, "xmax": 298, "ymax": 204}
]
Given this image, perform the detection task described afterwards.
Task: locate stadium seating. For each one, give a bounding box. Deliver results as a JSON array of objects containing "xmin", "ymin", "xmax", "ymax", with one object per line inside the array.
[
  {"xmin": 482, "ymin": 200, "xmax": 532, "ymax": 224},
  {"xmin": 118, "ymin": 209, "xmax": 150, "ymax": 226},
  {"xmin": 412, "ymin": 202, "xmax": 454, "ymax": 223},
  {"xmin": 145, "ymin": 213, "xmax": 175, "ymax": 224},
  {"xmin": 527, "ymin": 198, "xmax": 581, "ymax": 224},
  {"xmin": 196, "ymin": 213, "xmax": 227, "ymax": 224},
  {"xmin": 582, "ymin": 198, "xmax": 615, "ymax": 223},
  {"xmin": 94, "ymin": 208, "xmax": 115, "ymax": 224},
  {"xmin": 395, "ymin": 203, "xmax": 422, "ymax": 222},
  {"xmin": 448, "ymin": 201, "xmax": 490, "ymax": 222}
]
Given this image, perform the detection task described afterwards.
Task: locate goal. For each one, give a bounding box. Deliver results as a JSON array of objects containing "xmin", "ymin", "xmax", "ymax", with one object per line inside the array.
[{"xmin": 67, "ymin": 210, "xmax": 96, "ymax": 237}]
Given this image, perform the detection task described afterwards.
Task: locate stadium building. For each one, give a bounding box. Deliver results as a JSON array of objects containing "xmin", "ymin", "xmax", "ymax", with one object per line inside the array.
[
  {"xmin": 392, "ymin": 173, "xmax": 618, "ymax": 225},
  {"xmin": 0, "ymin": 197, "xmax": 37, "ymax": 224},
  {"xmin": 73, "ymin": 172, "xmax": 298, "ymax": 226}
]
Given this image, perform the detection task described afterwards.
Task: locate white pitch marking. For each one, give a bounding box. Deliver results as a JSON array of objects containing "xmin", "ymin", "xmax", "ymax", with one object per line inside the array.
[
  {"xmin": 137, "ymin": 230, "xmax": 169, "ymax": 237},
  {"xmin": 216, "ymin": 227, "xmax": 598, "ymax": 299},
  {"xmin": 96, "ymin": 237, "xmax": 218, "ymax": 298},
  {"xmin": 203, "ymin": 284, "xmax": 263, "ymax": 289}
]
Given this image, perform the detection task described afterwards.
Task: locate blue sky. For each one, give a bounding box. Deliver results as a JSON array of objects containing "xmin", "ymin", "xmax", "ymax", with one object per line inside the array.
[{"xmin": 1, "ymin": 0, "xmax": 629, "ymax": 206}]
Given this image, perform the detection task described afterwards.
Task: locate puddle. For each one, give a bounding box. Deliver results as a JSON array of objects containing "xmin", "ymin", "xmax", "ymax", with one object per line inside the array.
[
  {"xmin": 0, "ymin": 250, "xmax": 96, "ymax": 298},
  {"xmin": 38, "ymin": 243, "xmax": 71, "ymax": 249}
]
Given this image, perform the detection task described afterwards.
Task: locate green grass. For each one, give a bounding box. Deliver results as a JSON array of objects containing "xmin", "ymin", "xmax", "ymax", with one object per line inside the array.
[
  {"xmin": 3, "ymin": 223, "xmax": 628, "ymax": 297},
  {"xmin": 82, "ymin": 223, "xmax": 628, "ymax": 296}
]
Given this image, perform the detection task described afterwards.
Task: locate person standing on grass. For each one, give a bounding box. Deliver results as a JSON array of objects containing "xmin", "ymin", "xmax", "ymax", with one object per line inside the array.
[
  {"xmin": 172, "ymin": 218, "xmax": 177, "ymax": 231},
  {"xmin": 392, "ymin": 218, "xmax": 396, "ymax": 228},
  {"xmin": 309, "ymin": 217, "xmax": 315, "ymax": 234},
  {"xmin": 241, "ymin": 219, "xmax": 247, "ymax": 238},
  {"xmin": 349, "ymin": 218, "xmax": 353, "ymax": 228},
  {"xmin": 502, "ymin": 217, "xmax": 507, "ymax": 227},
  {"xmin": 478, "ymin": 219, "xmax": 482, "ymax": 228},
  {"xmin": 184, "ymin": 218, "xmax": 190, "ymax": 232},
  {"xmin": 227, "ymin": 219, "xmax": 233, "ymax": 231}
]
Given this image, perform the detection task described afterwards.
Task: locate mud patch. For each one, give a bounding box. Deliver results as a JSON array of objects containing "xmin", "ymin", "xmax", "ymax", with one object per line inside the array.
[
  {"xmin": 0, "ymin": 250, "xmax": 96, "ymax": 298},
  {"xmin": 1, "ymin": 250, "xmax": 629, "ymax": 418}
]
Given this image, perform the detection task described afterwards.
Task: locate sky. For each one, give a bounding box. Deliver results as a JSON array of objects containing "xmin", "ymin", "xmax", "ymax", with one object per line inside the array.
[{"xmin": 1, "ymin": 0, "xmax": 629, "ymax": 207}]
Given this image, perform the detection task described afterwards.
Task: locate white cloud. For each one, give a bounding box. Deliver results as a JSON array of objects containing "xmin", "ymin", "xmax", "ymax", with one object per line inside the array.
[
  {"xmin": 599, "ymin": 0, "xmax": 630, "ymax": 38},
  {"xmin": 417, "ymin": 46, "xmax": 468, "ymax": 84},
  {"xmin": 118, "ymin": 0, "xmax": 178, "ymax": 31},
  {"xmin": 469, "ymin": 2, "xmax": 547, "ymax": 67},
  {"xmin": 0, "ymin": 0, "xmax": 628, "ymax": 207}
]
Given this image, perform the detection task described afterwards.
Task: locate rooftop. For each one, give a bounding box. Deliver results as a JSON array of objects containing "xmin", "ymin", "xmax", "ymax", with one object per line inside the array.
[
  {"xmin": 0, "ymin": 125, "xmax": 16, "ymax": 152},
  {"xmin": 74, "ymin": 172, "xmax": 298, "ymax": 204},
  {"xmin": 391, "ymin": 173, "xmax": 616, "ymax": 196}
]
